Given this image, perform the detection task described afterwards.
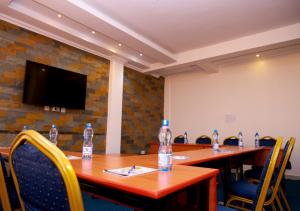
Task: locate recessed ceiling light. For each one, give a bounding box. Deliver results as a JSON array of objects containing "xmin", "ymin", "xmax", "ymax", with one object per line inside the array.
[
  {"xmin": 92, "ymin": 31, "xmax": 96, "ymax": 34},
  {"xmin": 118, "ymin": 43, "xmax": 122, "ymax": 47},
  {"xmin": 256, "ymin": 54, "xmax": 260, "ymax": 58},
  {"xmin": 139, "ymin": 53, "xmax": 143, "ymax": 57},
  {"xmin": 57, "ymin": 14, "xmax": 62, "ymax": 18}
]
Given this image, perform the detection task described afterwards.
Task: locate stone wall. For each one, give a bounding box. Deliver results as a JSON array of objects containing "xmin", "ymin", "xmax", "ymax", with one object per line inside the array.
[
  {"xmin": 121, "ymin": 68, "xmax": 164, "ymax": 154},
  {"xmin": 0, "ymin": 20, "xmax": 109, "ymax": 153}
]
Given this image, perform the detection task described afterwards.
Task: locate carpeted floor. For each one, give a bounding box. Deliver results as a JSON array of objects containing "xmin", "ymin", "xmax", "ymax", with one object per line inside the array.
[{"xmin": 84, "ymin": 179, "xmax": 300, "ymax": 210}]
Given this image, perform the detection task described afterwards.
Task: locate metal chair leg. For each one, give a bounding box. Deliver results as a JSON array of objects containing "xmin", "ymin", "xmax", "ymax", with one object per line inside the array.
[
  {"xmin": 279, "ymin": 187, "xmax": 291, "ymax": 211},
  {"xmin": 275, "ymin": 194, "xmax": 284, "ymax": 211}
]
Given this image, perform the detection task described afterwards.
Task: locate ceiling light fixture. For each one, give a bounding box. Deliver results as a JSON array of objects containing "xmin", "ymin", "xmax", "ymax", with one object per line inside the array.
[
  {"xmin": 118, "ymin": 43, "xmax": 122, "ymax": 47},
  {"xmin": 57, "ymin": 14, "xmax": 62, "ymax": 18},
  {"xmin": 92, "ymin": 31, "xmax": 96, "ymax": 34},
  {"xmin": 139, "ymin": 53, "xmax": 143, "ymax": 57},
  {"xmin": 256, "ymin": 54, "xmax": 260, "ymax": 58}
]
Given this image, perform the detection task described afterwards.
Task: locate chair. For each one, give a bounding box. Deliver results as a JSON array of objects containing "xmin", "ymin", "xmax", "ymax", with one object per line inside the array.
[
  {"xmin": 174, "ymin": 135, "xmax": 185, "ymax": 143},
  {"xmin": 0, "ymin": 154, "xmax": 11, "ymax": 211},
  {"xmin": 226, "ymin": 137, "xmax": 283, "ymax": 211},
  {"xmin": 223, "ymin": 136, "xmax": 239, "ymax": 146},
  {"xmin": 259, "ymin": 136, "xmax": 276, "ymax": 147},
  {"xmin": 196, "ymin": 135, "xmax": 212, "ymax": 144},
  {"xmin": 8, "ymin": 130, "xmax": 84, "ymax": 211},
  {"xmin": 244, "ymin": 136, "xmax": 277, "ymax": 180},
  {"xmin": 0, "ymin": 153, "xmax": 20, "ymax": 211}
]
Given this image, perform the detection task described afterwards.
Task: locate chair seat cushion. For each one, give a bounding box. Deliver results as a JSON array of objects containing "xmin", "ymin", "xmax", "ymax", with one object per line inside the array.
[{"xmin": 228, "ymin": 181, "xmax": 272, "ymax": 200}]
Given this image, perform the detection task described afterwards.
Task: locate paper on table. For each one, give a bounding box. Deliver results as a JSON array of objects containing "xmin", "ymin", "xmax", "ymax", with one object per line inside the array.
[
  {"xmin": 103, "ymin": 166, "xmax": 157, "ymax": 177},
  {"xmin": 67, "ymin": 155, "xmax": 81, "ymax": 160},
  {"xmin": 173, "ymin": 155, "xmax": 190, "ymax": 160}
]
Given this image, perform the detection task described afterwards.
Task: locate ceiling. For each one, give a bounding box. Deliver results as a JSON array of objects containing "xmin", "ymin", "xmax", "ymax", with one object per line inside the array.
[{"xmin": 0, "ymin": 0, "xmax": 300, "ymax": 76}]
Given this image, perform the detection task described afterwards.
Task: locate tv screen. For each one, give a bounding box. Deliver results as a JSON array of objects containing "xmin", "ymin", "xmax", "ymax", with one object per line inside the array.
[{"xmin": 23, "ymin": 60, "xmax": 87, "ymax": 109}]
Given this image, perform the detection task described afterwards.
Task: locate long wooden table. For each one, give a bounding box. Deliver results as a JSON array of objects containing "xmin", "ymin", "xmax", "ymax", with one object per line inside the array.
[{"xmin": 0, "ymin": 146, "xmax": 264, "ymax": 210}]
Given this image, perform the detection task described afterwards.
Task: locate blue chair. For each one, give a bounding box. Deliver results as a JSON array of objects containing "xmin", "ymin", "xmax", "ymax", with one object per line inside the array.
[
  {"xmin": 217, "ymin": 205, "xmax": 237, "ymax": 210},
  {"xmin": 226, "ymin": 137, "xmax": 283, "ymax": 211},
  {"xmin": 0, "ymin": 153, "xmax": 20, "ymax": 211},
  {"xmin": 223, "ymin": 136, "xmax": 239, "ymax": 146},
  {"xmin": 174, "ymin": 135, "xmax": 185, "ymax": 143},
  {"xmin": 9, "ymin": 130, "xmax": 84, "ymax": 211},
  {"xmin": 259, "ymin": 136, "xmax": 276, "ymax": 147},
  {"xmin": 196, "ymin": 135, "xmax": 212, "ymax": 144},
  {"xmin": 244, "ymin": 136, "xmax": 277, "ymax": 181}
]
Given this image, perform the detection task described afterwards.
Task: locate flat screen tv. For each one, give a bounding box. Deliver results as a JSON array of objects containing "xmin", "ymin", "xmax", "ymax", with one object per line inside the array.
[{"xmin": 23, "ymin": 60, "xmax": 87, "ymax": 109}]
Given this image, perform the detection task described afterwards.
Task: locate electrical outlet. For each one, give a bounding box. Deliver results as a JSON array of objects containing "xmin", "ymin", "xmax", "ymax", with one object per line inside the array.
[
  {"xmin": 60, "ymin": 107, "xmax": 66, "ymax": 113},
  {"xmin": 44, "ymin": 106, "xmax": 50, "ymax": 111},
  {"xmin": 51, "ymin": 107, "xmax": 60, "ymax": 112}
]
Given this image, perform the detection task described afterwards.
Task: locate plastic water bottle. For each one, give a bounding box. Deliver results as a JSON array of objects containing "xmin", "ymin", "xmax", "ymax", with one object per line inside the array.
[
  {"xmin": 184, "ymin": 132, "xmax": 188, "ymax": 144},
  {"xmin": 238, "ymin": 131, "xmax": 244, "ymax": 147},
  {"xmin": 255, "ymin": 132, "xmax": 260, "ymax": 148},
  {"xmin": 212, "ymin": 129, "xmax": 219, "ymax": 150},
  {"xmin": 49, "ymin": 124, "xmax": 58, "ymax": 145},
  {"xmin": 158, "ymin": 120, "xmax": 172, "ymax": 171},
  {"xmin": 82, "ymin": 123, "xmax": 94, "ymax": 160},
  {"xmin": 22, "ymin": 125, "xmax": 29, "ymax": 131}
]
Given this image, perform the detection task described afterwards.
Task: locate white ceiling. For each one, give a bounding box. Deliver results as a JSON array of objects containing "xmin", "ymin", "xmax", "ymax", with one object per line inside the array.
[{"xmin": 0, "ymin": 0, "xmax": 300, "ymax": 76}]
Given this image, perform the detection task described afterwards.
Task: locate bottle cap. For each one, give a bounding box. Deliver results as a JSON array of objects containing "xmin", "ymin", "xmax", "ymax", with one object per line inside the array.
[
  {"xmin": 162, "ymin": 120, "xmax": 169, "ymax": 126},
  {"xmin": 213, "ymin": 129, "xmax": 218, "ymax": 134},
  {"xmin": 86, "ymin": 123, "xmax": 92, "ymax": 128},
  {"xmin": 52, "ymin": 124, "xmax": 56, "ymax": 128}
]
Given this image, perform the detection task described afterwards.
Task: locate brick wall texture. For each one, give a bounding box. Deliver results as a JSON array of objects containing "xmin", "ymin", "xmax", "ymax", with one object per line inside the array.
[
  {"xmin": 0, "ymin": 20, "xmax": 109, "ymax": 153},
  {"xmin": 121, "ymin": 68, "xmax": 164, "ymax": 154},
  {"xmin": 0, "ymin": 20, "xmax": 164, "ymax": 154}
]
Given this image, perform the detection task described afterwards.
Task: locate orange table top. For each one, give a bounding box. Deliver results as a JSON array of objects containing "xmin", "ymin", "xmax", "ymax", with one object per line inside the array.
[{"xmin": 0, "ymin": 146, "xmax": 218, "ymax": 199}]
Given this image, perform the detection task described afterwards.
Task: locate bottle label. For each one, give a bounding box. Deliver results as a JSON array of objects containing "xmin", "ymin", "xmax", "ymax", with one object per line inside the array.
[
  {"xmin": 158, "ymin": 153, "xmax": 169, "ymax": 167},
  {"xmin": 213, "ymin": 143, "xmax": 219, "ymax": 150},
  {"xmin": 82, "ymin": 147, "xmax": 92, "ymax": 156},
  {"xmin": 239, "ymin": 141, "xmax": 243, "ymax": 147}
]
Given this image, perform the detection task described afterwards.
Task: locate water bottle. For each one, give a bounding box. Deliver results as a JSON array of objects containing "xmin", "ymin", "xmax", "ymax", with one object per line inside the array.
[
  {"xmin": 82, "ymin": 123, "xmax": 94, "ymax": 160},
  {"xmin": 158, "ymin": 120, "xmax": 172, "ymax": 171},
  {"xmin": 22, "ymin": 125, "xmax": 29, "ymax": 131},
  {"xmin": 212, "ymin": 129, "xmax": 219, "ymax": 150},
  {"xmin": 238, "ymin": 131, "xmax": 244, "ymax": 147},
  {"xmin": 255, "ymin": 132, "xmax": 260, "ymax": 147},
  {"xmin": 184, "ymin": 132, "xmax": 188, "ymax": 144},
  {"xmin": 49, "ymin": 124, "xmax": 58, "ymax": 145}
]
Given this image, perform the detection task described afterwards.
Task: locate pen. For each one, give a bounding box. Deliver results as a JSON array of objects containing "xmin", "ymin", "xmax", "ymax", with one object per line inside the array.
[
  {"xmin": 128, "ymin": 165, "xmax": 136, "ymax": 174},
  {"xmin": 103, "ymin": 169, "xmax": 129, "ymax": 177}
]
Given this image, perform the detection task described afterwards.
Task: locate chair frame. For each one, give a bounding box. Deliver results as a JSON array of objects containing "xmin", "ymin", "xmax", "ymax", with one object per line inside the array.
[
  {"xmin": 223, "ymin": 136, "xmax": 239, "ymax": 146},
  {"xmin": 259, "ymin": 136, "xmax": 276, "ymax": 146},
  {"xmin": 195, "ymin": 135, "xmax": 212, "ymax": 144},
  {"xmin": 0, "ymin": 154, "xmax": 11, "ymax": 211},
  {"xmin": 8, "ymin": 130, "xmax": 84, "ymax": 211},
  {"xmin": 226, "ymin": 137, "xmax": 283, "ymax": 211}
]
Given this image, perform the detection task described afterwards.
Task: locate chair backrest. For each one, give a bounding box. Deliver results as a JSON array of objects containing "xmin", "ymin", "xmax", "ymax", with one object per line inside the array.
[
  {"xmin": 174, "ymin": 135, "xmax": 185, "ymax": 143},
  {"xmin": 252, "ymin": 137, "xmax": 282, "ymax": 211},
  {"xmin": 0, "ymin": 154, "xmax": 11, "ymax": 211},
  {"xmin": 259, "ymin": 136, "xmax": 276, "ymax": 147},
  {"xmin": 223, "ymin": 136, "xmax": 239, "ymax": 146},
  {"xmin": 195, "ymin": 135, "xmax": 212, "ymax": 144},
  {"xmin": 268, "ymin": 138, "xmax": 295, "ymax": 203},
  {"xmin": 9, "ymin": 130, "xmax": 83, "ymax": 211}
]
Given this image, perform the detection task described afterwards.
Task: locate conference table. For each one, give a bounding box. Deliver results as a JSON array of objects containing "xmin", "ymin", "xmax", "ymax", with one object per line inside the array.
[{"xmin": 0, "ymin": 146, "xmax": 265, "ymax": 211}]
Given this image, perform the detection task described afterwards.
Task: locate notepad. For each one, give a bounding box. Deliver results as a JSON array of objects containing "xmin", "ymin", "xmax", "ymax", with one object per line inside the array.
[
  {"xmin": 103, "ymin": 166, "xmax": 157, "ymax": 177},
  {"xmin": 67, "ymin": 155, "xmax": 81, "ymax": 160},
  {"xmin": 173, "ymin": 155, "xmax": 190, "ymax": 160}
]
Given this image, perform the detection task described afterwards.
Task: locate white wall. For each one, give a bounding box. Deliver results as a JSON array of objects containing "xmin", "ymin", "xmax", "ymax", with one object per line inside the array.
[{"xmin": 164, "ymin": 52, "xmax": 300, "ymax": 177}]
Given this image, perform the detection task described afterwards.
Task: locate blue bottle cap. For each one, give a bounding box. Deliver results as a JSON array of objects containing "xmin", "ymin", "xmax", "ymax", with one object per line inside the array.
[
  {"xmin": 213, "ymin": 129, "xmax": 218, "ymax": 133},
  {"xmin": 162, "ymin": 120, "xmax": 169, "ymax": 126},
  {"xmin": 86, "ymin": 123, "xmax": 92, "ymax": 128},
  {"xmin": 52, "ymin": 124, "xmax": 56, "ymax": 128}
]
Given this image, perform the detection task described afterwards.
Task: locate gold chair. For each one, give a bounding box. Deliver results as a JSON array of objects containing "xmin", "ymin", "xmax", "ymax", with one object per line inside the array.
[
  {"xmin": 9, "ymin": 130, "xmax": 84, "ymax": 211},
  {"xmin": 226, "ymin": 137, "xmax": 283, "ymax": 211},
  {"xmin": 0, "ymin": 154, "xmax": 11, "ymax": 211}
]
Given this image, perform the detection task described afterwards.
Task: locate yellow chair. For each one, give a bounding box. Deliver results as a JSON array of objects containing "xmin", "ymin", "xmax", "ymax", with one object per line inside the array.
[
  {"xmin": 0, "ymin": 154, "xmax": 11, "ymax": 211},
  {"xmin": 8, "ymin": 130, "xmax": 84, "ymax": 211},
  {"xmin": 226, "ymin": 137, "xmax": 283, "ymax": 211}
]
